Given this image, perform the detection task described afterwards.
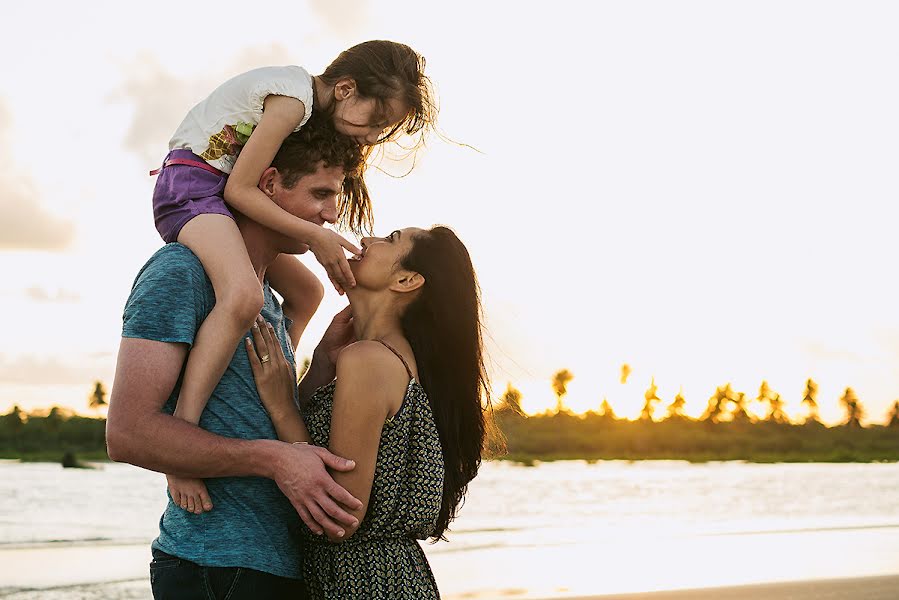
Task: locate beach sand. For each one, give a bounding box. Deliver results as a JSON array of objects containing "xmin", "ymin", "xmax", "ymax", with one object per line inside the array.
[
  {"xmin": 2, "ymin": 575, "xmax": 897, "ymax": 599},
  {"xmin": 570, "ymin": 574, "xmax": 899, "ymax": 600}
]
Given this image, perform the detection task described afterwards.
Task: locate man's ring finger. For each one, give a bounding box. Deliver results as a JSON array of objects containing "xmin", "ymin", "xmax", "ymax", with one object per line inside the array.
[{"xmin": 260, "ymin": 355, "xmax": 271, "ymax": 363}]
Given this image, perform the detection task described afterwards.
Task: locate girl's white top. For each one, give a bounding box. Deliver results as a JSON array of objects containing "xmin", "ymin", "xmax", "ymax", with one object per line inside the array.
[{"xmin": 168, "ymin": 65, "xmax": 314, "ymax": 174}]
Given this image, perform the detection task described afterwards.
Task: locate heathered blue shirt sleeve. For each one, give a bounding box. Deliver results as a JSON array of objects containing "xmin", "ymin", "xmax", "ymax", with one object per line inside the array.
[{"xmin": 122, "ymin": 244, "xmax": 212, "ymax": 345}]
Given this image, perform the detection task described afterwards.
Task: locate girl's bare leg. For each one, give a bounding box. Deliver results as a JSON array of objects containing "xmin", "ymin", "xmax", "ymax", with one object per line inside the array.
[
  {"xmin": 167, "ymin": 214, "xmax": 264, "ymax": 514},
  {"xmin": 267, "ymin": 254, "xmax": 325, "ymax": 348}
]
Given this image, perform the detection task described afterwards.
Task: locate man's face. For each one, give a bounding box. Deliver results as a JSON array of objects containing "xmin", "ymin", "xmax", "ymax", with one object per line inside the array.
[{"xmin": 268, "ymin": 161, "xmax": 345, "ymax": 253}]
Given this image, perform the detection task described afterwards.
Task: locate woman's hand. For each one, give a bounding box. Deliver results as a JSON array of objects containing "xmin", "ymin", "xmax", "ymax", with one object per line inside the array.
[{"xmin": 245, "ymin": 315, "xmax": 297, "ymax": 417}]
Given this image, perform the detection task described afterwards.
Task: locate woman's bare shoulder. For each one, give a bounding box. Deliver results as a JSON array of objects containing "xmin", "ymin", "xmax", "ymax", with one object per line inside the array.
[{"xmin": 334, "ymin": 341, "xmax": 410, "ymax": 410}]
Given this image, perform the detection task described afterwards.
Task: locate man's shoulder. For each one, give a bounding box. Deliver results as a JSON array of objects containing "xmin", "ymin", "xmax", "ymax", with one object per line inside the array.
[
  {"xmin": 127, "ymin": 243, "xmax": 211, "ymax": 308},
  {"xmin": 134, "ymin": 244, "xmax": 207, "ymax": 285},
  {"xmin": 123, "ymin": 244, "xmax": 212, "ymax": 344},
  {"xmin": 145, "ymin": 243, "xmax": 203, "ymax": 271}
]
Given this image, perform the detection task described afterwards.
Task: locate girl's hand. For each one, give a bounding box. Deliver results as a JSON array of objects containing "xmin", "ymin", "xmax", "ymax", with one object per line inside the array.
[
  {"xmin": 246, "ymin": 315, "xmax": 298, "ymax": 415},
  {"xmin": 166, "ymin": 473, "xmax": 213, "ymax": 514},
  {"xmin": 306, "ymin": 228, "xmax": 359, "ymax": 295}
]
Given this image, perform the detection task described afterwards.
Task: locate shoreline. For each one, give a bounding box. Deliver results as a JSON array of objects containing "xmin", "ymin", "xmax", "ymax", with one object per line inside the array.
[
  {"xmin": 4, "ymin": 454, "xmax": 899, "ymax": 465},
  {"xmin": 2, "ymin": 574, "xmax": 898, "ymax": 600},
  {"xmin": 556, "ymin": 574, "xmax": 899, "ymax": 600}
]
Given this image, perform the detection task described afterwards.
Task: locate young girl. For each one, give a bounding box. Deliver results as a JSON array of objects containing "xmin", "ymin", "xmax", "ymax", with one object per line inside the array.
[
  {"xmin": 245, "ymin": 226, "xmax": 491, "ymax": 599},
  {"xmin": 155, "ymin": 40, "xmax": 435, "ymax": 514}
]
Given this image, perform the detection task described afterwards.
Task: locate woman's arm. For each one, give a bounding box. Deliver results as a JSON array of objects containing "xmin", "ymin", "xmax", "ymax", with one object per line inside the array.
[
  {"xmin": 245, "ymin": 317, "xmax": 311, "ymax": 443},
  {"xmin": 323, "ymin": 342, "xmax": 408, "ymax": 542}
]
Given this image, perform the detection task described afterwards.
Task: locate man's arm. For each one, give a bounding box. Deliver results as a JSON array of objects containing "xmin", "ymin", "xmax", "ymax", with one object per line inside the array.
[
  {"xmin": 106, "ymin": 336, "xmax": 361, "ymax": 536},
  {"xmin": 106, "ymin": 337, "xmax": 270, "ymax": 477}
]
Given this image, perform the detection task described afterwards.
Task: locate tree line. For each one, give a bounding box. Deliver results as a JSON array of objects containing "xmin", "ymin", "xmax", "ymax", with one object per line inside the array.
[
  {"xmin": 491, "ymin": 368, "xmax": 899, "ymax": 463},
  {"xmin": 498, "ymin": 367, "xmax": 899, "ymax": 428},
  {"xmin": 4, "ymin": 375, "xmax": 899, "ymax": 463}
]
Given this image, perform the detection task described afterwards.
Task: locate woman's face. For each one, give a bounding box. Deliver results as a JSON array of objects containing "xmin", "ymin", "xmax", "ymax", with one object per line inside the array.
[{"xmin": 348, "ymin": 227, "xmax": 425, "ymax": 290}]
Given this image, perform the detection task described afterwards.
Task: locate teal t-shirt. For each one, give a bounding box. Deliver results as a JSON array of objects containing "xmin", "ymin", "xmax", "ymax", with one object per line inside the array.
[{"xmin": 122, "ymin": 243, "xmax": 302, "ymax": 578}]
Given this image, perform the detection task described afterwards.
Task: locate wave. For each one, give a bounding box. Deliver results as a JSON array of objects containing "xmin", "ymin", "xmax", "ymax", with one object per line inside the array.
[
  {"xmin": 703, "ymin": 523, "xmax": 899, "ymax": 537},
  {"xmin": 0, "ymin": 577, "xmax": 146, "ymax": 598},
  {"xmin": 0, "ymin": 537, "xmax": 150, "ymax": 550}
]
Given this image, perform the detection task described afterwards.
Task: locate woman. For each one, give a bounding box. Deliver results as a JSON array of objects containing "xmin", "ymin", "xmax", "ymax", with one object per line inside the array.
[{"xmin": 245, "ymin": 226, "xmax": 490, "ymax": 599}]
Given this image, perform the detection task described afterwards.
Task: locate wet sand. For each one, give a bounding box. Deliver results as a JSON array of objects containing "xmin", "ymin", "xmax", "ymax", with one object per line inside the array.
[
  {"xmin": 562, "ymin": 574, "xmax": 899, "ymax": 600},
  {"xmin": 2, "ymin": 575, "xmax": 897, "ymax": 600}
]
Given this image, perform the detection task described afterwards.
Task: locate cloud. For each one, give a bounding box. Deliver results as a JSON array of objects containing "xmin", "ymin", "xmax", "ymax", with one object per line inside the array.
[
  {"xmin": 0, "ymin": 354, "xmax": 109, "ymax": 386},
  {"xmin": 0, "ymin": 100, "xmax": 75, "ymax": 251},
  {"xmin": 309, "ymin": 0, "xmax": 369, "ymax": 36},
  {"xmin": 25, "ymin": 285, "xmax": 81, "ymax": 303},
  {"xmin": 111, "ymin": 46, "xmax": 296, "ymax": 165}
]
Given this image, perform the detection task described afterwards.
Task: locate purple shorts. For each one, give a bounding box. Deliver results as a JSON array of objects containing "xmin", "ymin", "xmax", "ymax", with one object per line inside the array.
[{"xmin": 151, "ymin": 149, "xmax": 233, "ymax": 243}]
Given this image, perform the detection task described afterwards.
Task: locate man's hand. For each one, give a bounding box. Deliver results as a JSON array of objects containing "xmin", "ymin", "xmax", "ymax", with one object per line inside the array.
[{"xmin": 272, "ymin": 441, "xmax": 362, "ymax": 537}]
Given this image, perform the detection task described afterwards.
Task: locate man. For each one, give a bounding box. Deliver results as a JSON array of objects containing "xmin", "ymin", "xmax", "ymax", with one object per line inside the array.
[{"xmin": 106, "ymin": 122, "xmax": 365, "ymax": 598}]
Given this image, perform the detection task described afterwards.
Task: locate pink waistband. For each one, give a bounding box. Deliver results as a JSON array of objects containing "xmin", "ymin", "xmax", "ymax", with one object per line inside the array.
[{"xmin": 149, "ymin": 158, "xmax": 225, "ymax": 177}]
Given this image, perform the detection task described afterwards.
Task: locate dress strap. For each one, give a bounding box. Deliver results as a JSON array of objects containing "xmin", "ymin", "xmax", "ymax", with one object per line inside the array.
[{"xmin": 375, "ymin": 340, "xmax": 414, "ymax": 381}]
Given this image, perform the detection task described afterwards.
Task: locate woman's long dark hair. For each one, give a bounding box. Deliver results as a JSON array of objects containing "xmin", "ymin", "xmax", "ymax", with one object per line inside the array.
[{"xmin": 399, "ymin": 226, "xmax": 490, "ymax": 540}]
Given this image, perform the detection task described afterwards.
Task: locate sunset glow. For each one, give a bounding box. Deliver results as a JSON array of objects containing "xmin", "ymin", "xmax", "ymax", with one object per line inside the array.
[{"xmin": 1, "ymin": 1, "xmax": 898, "ymax": 429}]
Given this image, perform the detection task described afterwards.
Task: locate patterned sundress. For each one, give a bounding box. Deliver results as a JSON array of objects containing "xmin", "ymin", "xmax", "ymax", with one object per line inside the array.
[{"xmin": 300, "ymin": 340, "xmax": 445, "ymax": 599}]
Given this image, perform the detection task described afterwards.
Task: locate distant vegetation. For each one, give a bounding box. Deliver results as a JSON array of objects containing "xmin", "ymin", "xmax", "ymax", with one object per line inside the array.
[
  {"xmin": 0, "ymin": 405, "xmax": 108, "ymax": 461},
  {"xmin": 1, "ymin": 380, "xmax": 109, "ymax": 461},
  {"xmin": 492, "ymin": 372, "xmax": 899, "ymax": 463},
  {"xmin": 3, "ymin": 375, "xmax": 899, "ymax": 464}
]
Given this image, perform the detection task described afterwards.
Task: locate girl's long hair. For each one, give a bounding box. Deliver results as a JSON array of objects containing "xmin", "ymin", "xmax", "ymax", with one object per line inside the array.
[
  {"xmin": 399, "ymin": 226, "xmax": 490, "ymax": 540},
  {"xmin": 319, "ymin": 40, "xmax": 436, "ymax": 145},
  {"xmin": 319, "ymin": 40, "xmax": 438, "ymax": 234}
]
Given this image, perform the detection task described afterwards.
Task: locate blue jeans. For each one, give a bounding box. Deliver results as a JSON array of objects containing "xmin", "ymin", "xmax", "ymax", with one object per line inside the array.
[{"xmin": 149, "ymin": 548, "xmax": 308, "ymax": 600}]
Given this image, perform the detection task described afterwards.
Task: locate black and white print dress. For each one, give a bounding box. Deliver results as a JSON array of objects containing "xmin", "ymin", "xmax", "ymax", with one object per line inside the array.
[{"xmin": 299, "ymin": 342, "xmax": 444, "ymax": 599}]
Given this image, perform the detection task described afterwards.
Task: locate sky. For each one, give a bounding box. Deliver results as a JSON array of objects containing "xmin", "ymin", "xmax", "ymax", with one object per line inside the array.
[{"xmin": 0, "ymin": 1, "xmax": 897, "ymax": 424}]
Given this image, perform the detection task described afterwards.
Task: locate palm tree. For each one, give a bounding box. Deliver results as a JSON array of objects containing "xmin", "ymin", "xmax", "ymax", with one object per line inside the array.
[
  {"xmin": 666, "ymin": 389, "xmax": 687, "ymax": 419},
  {"xmin": 756, "ymin": 380, "xmax": 772, "ymax": 403},
  {"xmin": 497, "ymin": 383, "xmax": 525, "ymax": 416},
  {"xmin": 757, "ymin": 380, "xmax": 788, "ymax": 422},
  {"xmin": 731, "ymin": 391, "xmax": 752, "ymax": 423},
  {"xmin": 756, "ymin": 381, "xmax": 772, "ymax": 418},
  {"xmin": 46, "ymin": 406, "xmax": 63, "ymax": 432},
  {"xmin": 802, "ymin": 378, "xmax": 820, "ymax": 423},
  {"xmin": 839, "ymin": 387, "xmax": 864, "ymax": 427},
  {"xmin": 598, "ymin": 398, "xmax": 617, "ymax": 420},
  {"xmin": 701, "ymin": 386, "xmax": 726, "ymax": 422},
  {"xmin": 2, "ymin": 405, "xmax": 25, "ymax": 435},
  {"xmin": 620, "ymin": 363, "xmax": 632, "ymax": 384},
  {"xmin": 551, "ymin": 369, "xmax": 574, "ymax": 414},
  {"xmin": 886, "ymin": 401, "xmax": 899, "ymax": 428},
  {"xmin": 766, "ymin": 393, "xmax": 789, "ymax": 423},
  {"xmin": 640, "ymin": 378, "xmax": 661, "ymax": 421},
  {"xmin": 88, "ymin": 381, "xmax": 107, "ymax": 414}
]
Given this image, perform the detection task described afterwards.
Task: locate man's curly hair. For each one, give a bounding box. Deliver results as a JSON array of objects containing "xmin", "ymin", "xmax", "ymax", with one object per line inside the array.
[{"xmin": 270, "ymin": 114, "xmax": 372, "ymax": 234}]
